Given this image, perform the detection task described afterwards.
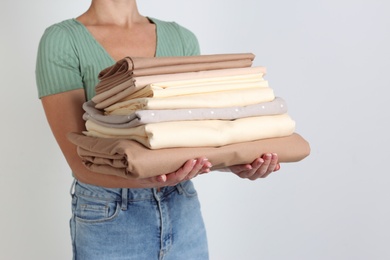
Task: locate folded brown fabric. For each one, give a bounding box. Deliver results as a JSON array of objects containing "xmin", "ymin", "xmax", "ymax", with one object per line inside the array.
[{"xmin": 67, "ymin": 132, "xmax": 310, "ymax": 179}]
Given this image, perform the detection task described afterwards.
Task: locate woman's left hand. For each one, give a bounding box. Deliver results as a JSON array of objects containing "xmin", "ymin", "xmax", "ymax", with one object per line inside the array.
[{"xmin": 229, "ymin": 153, "xmax": 280, "ymax": 180}]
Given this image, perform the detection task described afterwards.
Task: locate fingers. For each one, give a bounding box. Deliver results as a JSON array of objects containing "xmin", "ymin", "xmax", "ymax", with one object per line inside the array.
[
  {"xmin": 181, "ymin": 157, "xmax": 212, "ymax": 181},
  {"xmin": 233, "ymin": 153, "xmax": 280, "ymax": 180},
  {"xmin": 229, "ymin": 163, "xmax": 253, "ymax": 174},
  {"xmin": 253, "ymin": 153, "xmax": 279, "ymax": 179},
  {"xmin": 233, "ymin": 158, "xmax": 263, "ymax": 180},
  {"xmin": 155, "ymin": 157, "xmax": 212, "ymax": 187},
  {"xmin": 152, "ymin": 152, "xmax": 280, "ymax": 187}
]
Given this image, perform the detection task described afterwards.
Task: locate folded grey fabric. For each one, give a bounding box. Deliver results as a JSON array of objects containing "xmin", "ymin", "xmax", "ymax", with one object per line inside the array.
[
  {"xmin": 67, "ymin": 132, "xmax": 310, "ymax": 179},
  {"xmin": 83, "ymin": 97, "xmax": 288, "ymax": 128}
]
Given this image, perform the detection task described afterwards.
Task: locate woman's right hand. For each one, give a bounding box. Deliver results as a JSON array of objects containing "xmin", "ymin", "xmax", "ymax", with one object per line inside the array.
[
  {"xmin": 137, "ymin": 157, "xmax": 212, "ymax": 188},
  {"xmin": 72, "ymin": 156, "xmax": 212, "ymax": 189}
]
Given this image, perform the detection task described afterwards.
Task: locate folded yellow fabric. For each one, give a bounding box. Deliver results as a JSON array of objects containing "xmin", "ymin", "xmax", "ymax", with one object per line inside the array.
[
  {"xmin": 84, "ymin": 114, "xmax": 296, "ymax": 149},
  {"xmin": 104, "ymin": 88, "xmax": 275, "ymax": 115},
  {"xmin": 67, "ymin": 132, "xmax": 310, "ymax": 178}
]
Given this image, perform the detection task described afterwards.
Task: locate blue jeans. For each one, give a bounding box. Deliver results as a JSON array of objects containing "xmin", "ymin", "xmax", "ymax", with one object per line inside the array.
[{"xmin": 70, "ymin": 180, "xmax": 209, "ymax": 260}]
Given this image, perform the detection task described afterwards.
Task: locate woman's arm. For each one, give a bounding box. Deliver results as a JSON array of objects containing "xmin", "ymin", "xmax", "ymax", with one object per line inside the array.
[{"xmin": 41, "ymin": 89, "xmax": 211, "ymax": 188}]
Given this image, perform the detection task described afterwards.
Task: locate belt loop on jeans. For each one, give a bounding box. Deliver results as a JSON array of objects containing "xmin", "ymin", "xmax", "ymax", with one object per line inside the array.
[
  {"xmin": 69, "ymin": 179, "xmax": 77, "ymax": 196},
  {"xmin": 176, "ymin": 183, "xmax": 184, "ymax": 195},
  {"xmin": 121, "ymin": 188, "xmax": 128, "ymax": 211}
]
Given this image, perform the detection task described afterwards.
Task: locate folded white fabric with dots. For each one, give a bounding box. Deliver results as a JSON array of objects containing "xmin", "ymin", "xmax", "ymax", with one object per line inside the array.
[{"xmin": 83, "ymin": 97, "xmax": 288, "ymax": 128}]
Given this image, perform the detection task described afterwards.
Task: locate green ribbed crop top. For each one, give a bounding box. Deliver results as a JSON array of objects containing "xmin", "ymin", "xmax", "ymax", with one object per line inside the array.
[{"xmin": 35, "ymin": 17, "xmax": 200, "ymax": 100}]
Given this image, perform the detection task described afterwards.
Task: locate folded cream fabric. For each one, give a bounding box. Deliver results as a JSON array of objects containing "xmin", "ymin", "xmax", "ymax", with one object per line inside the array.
[
  {"xmin": 67, "ymin": 132, "xmax": 310, "ymax": 178},
  {"xmin": 104, "ymin": 88, "xmax": 275, "ymax": 115},
  {"xmin": 83, "ymin": 97, "xmax": 288, "ymax": 128},
  {"xmin": 84, "ymin": 114, "xmax": 296, "ymax": 149},
  {"xmin": 93, "ymin": 67, "xmax": 267, "ymax": 109}
]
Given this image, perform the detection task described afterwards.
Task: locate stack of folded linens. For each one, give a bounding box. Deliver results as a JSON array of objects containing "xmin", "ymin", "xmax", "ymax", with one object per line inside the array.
[{"xmin": 68, "ymin": 53, "xmax": 310, "ymax": 178}]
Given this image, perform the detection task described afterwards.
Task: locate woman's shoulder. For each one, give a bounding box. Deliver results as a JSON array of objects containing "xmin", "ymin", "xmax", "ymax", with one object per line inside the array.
[
  {"xmin": 43, "ymin": 19, "xmax": 81, "ymax": 32},
  {"xmin": 38, "ymin": 18, "xmax": 95, "ymax": 56},
  {"xmin": 40, "ymin": 19, "xmax": 84, "ymax": 42},
  {"xmin": 148, "ymin": 17, "xmax": 196, "ymax": 37}
]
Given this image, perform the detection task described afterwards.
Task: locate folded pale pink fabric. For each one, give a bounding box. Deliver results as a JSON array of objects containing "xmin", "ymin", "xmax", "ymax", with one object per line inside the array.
[
  {"xmin": 121, "ymin": 76, "xmax": 268, "ymax": 100},
  {"xmin": 93, "ymin": 66, "xmax": 267, "ymax": 109},
  {"xmin": 67, "ymin": 132, "xmax": 310, "ymax": 179}
]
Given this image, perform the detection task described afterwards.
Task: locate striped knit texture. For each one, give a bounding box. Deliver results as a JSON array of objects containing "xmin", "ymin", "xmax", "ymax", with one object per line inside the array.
[{"xmin": 35, "ymin": 17, "xmax": 200, "ymax": 100}]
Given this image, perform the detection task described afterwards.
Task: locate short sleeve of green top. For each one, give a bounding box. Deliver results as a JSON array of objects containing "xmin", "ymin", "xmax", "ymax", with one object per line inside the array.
[{"xmin": 35, "ymin": 17, "xmax": 200, "ymax": 100}]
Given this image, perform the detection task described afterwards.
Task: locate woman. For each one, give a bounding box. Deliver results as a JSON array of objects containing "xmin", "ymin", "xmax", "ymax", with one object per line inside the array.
[{"xmin": 36, "ymin": 0, "xmax": 280, "ymax": 259}]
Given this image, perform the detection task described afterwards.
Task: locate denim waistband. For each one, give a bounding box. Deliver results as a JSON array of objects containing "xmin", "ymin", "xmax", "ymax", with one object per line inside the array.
[{"xmin": 71, "ymin": 179, "xmax": 186, "ymax": 203}]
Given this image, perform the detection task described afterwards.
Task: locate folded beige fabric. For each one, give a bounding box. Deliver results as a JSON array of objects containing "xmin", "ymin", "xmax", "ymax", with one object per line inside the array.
[
  {"xmin": 98, "ymin": 53, "xmax": 256, "ymax": 81},
  {"xmin": 94, "ymin": 78, "xmax": 136, "ymax": 103},
  {"xmin": 84, "ymin": 114, "xmax": 296, "ymax": 149},
  {"xmin": 67, "ymin": 132, "xmax": 310, "ymax": 178},
  {"xmin": 130, "ymin": 59, "xmax": 254, "ymax": 77},
  {"xmin": 104, "ymin": 88, "xmax": 275, "ymax": 115},
  {"xmin": 93, "ymin": 67, "xmax": 267, "ymax": 109},
  {"xmin": 128, "ymin": 53, "xmax": 255, "ymax": 69}
]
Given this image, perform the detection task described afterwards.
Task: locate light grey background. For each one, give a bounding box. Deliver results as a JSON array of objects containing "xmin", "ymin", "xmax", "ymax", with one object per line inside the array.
[{"xmin": 1, "ymin": 0, "xmax": 389, "ymax": 259}]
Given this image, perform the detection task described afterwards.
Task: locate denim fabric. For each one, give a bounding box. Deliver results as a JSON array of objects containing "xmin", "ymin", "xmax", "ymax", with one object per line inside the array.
[{"xmin": 70, "ymin": 180, "xmax": 209, "ymax": 260}]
